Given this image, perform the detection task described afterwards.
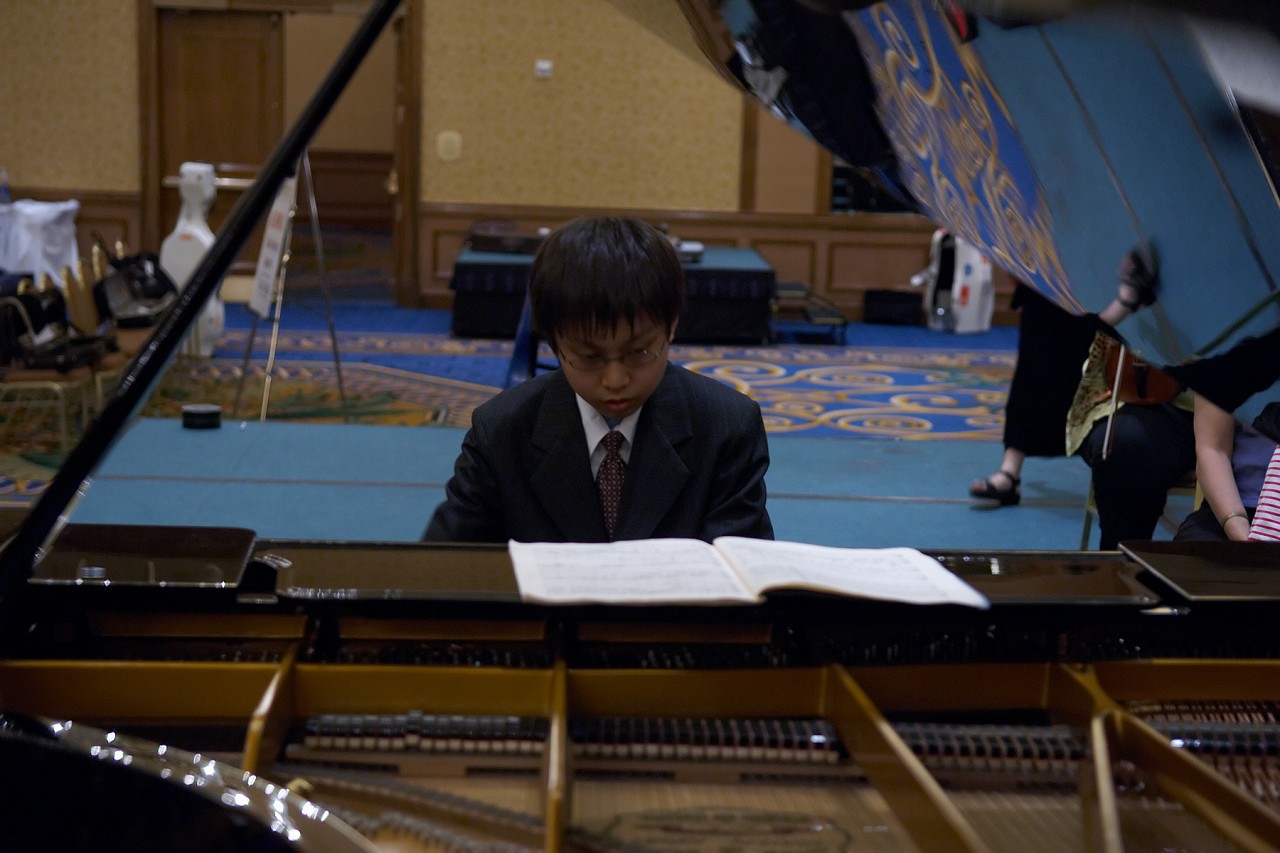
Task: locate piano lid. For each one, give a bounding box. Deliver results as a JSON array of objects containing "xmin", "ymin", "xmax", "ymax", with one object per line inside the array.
[
  {"xmin": 1122, "ymin": 539, "xmax": 1280, "ymax": 600},
  {"xmin": 0, "ymin": 0, "xmax": 405, "ymax": 599},
  {"xmin": 686, "ymin": 0, "xmax": 1280, "ymax": 429}
]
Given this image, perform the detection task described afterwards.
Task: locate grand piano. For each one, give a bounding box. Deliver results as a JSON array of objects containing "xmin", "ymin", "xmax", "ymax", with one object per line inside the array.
[{"xmin": 3, "ymin": 1, "xmax": 1280, "ymax": 850}]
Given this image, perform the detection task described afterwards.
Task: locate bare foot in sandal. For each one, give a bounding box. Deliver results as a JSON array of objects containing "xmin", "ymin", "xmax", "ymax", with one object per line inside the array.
[{"xmin": 969, "ymin": 469, "xmax": 1021, "ymax": 506}]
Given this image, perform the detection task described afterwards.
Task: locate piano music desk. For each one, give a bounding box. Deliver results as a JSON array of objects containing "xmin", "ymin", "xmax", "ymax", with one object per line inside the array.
[{"xmin": 66, "ymin": 418, "xmax": 455, "ymax": 541}]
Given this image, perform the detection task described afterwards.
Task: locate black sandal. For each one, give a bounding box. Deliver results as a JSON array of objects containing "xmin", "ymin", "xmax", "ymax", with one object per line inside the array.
[{"xmin": 969, "ymin": 469, "xmax": 1021, "ymax": 506}]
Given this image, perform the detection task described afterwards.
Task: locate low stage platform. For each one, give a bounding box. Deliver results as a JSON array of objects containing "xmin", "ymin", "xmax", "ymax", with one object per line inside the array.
[{"xmin": 449, "ymin": 246, "xmax": 777, "ymax": 344}]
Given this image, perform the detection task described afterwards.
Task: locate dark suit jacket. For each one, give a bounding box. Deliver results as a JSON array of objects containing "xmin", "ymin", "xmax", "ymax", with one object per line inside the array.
[{"xmin": 424, "ymin": 364, "xmax": 773, "ymax": 543}]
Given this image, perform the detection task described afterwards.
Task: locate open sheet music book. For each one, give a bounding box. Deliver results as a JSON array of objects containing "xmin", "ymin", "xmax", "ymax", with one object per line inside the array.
[{"xmin": 508, "ymin": 537, "xmax": 989, "ymax": 609}]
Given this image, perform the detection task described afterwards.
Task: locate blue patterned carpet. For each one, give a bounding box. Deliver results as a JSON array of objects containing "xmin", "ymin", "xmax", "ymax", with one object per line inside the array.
[
  {"xmin": 202, "ymin": 301, "xmax": 1016, "ymax": 440},
  {"xmin": 677, "ymin": 344, "xmax": 1011, "ymax": 439}
]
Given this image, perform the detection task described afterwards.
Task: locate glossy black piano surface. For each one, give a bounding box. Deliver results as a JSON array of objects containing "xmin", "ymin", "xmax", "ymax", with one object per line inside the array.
[{"xmin": 6, "ymin": 530, "xmax": 1280, "ymax": 850}]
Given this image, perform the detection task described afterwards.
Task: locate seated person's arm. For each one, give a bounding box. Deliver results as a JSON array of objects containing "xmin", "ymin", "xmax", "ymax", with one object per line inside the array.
[
  {"xmin": 701, "ymin": 406, "xmax": 774, "ymax": 541},
  {"xmin": 1193, "ymin": 394, "xmax": 1250, "ymax": 541},
  {"xmin": 423, "ymin": 421, "xmax": 503, "ymax": 542}
]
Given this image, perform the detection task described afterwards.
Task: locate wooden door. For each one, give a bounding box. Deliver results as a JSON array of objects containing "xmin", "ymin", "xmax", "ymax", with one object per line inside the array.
[{"xmin": 157, "ymin": 9, "xmax": 284, "ymax": 272}]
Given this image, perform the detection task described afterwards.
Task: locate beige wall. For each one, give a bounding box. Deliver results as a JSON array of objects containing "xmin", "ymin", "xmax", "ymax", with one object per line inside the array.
[
  {"xmin": 284, "ymin": 12, "xmax": 396, "ymax": 153},
  {"xmin": 420, "ymin": 0, "xmax": 743, "ymax": 210},
  {"xmin": 0, "ymin": 0, "xmax": 139, "ymax": 193},
  {"xmin": 753, "ymin": 104, "xmax": 827, "ymax": 214},
  {"xmin": 2, "ymin": 0, "xmax": 744, "ymax": 212}
]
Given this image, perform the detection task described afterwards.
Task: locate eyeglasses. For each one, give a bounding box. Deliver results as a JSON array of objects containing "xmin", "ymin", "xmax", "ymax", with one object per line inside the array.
[{"xmin": 560, "ymin": 341, "xmax": 666, "ymax": 372}]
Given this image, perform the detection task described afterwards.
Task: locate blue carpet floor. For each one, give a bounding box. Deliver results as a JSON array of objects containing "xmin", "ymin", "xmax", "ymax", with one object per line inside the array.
[{"xmin": 216, "ymin": 300, "xmax": 1019, "ymax": 439}]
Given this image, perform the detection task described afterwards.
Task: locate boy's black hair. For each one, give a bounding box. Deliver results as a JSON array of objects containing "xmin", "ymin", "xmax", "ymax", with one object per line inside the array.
[{"xmin": 529, "ymin": 217, "xmax": 684, "ymax": 346}]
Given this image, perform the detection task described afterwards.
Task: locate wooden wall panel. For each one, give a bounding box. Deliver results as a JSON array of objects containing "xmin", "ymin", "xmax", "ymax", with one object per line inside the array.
[
  {"xmin": 828, "ymin": 239, "xmax": 928, "ymax": 291},
  {"xmin": 751, "ymin": 240, "xmax": 816, "ymax": 289},
  {"xmin": 416, "ymin": 202, "xmax": 952, "ymax": 323},
  {"xmin": 5, "ymin": 193, "xmax": 1018, "ymax": 325},
  {"xmin": 298, "ymin": 150, "xmax": 394, "ymax": 228},
  {"xmin": 430, "ymin": 227, "xmax": 469, "ymax": 285},
  {"xmin": 692, "ymin": 235, "xmax": 739, "ymax": 249}
]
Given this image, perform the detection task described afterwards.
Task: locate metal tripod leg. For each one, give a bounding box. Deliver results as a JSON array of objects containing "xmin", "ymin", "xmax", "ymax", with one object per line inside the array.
[{"xmin": 231, "ymin": 150, "xmax": 350, "ymax": 422}]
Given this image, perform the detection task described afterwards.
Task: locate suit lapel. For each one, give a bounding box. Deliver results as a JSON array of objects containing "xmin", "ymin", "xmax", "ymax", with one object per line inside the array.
[
  {"xmin": 616, "ymin": 367, "xmax": 692, "ymax": 539},
  {"xmin": 528, "ymin": 374, "xmax": 608, "ymax": 541}
]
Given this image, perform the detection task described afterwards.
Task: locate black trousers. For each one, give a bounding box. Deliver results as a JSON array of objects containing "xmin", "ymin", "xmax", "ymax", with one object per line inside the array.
[
  {"xmin": 1076, "ymin": 403, "xmax": 1196, "ymax": 550},
  {"xmin": 1004, "ymin": 285, "xmax": 1100, "ymax": 456},
  {"xmin": 1174, "ymin": 504, "xmax": 1254, "ymax": 541}
]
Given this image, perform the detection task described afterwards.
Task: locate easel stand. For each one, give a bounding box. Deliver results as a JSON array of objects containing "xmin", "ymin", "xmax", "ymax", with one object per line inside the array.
[{"xmin": 233, "ymin": 152, "xmax": 349, "ymax": 422}]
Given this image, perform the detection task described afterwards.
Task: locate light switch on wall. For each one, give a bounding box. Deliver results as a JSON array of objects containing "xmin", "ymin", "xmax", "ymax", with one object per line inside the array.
[
  {"xmin": 436, "ymin": 130, "xmax": 462, "ymax": 161},
  {"xmin": 535, "ymin": 59, "xmax": 553, "ymax": 79}
]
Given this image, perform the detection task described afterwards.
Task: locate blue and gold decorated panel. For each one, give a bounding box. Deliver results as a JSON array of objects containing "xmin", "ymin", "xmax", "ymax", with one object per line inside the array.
[
  {"xmin": 709, "ymin": 0, "xmax": 1280, "ymax": 425},
  {"xmin": 846, "ymin": 2, "xmax": 1071, "ymax": 310}
]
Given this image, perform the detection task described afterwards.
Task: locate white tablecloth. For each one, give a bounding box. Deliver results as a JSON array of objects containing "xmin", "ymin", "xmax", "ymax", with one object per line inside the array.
[{"xmin": 0, "ymin": 199, "xmax": 80, "ymax": 283}]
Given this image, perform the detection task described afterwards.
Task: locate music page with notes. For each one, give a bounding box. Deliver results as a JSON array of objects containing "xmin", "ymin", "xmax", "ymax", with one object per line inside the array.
[{"xmin": 508, "ymin": 537, "xmax": 988, "ymax": 608}]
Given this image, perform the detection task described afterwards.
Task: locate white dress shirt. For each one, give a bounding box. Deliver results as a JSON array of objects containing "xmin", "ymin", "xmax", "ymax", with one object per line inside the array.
[{"xmin": 576, "ymin": 395, "xmax": 640, "ymax": 479}]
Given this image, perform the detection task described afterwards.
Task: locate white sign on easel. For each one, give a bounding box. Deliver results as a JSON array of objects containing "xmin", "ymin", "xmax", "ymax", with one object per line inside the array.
[
  {"xmin": 233, "ymin": 154, "xmax": 348, "ymax": 423},
  {"xmin": 249, "ymin": 175, "xmax": 298, "ymax": 318}
]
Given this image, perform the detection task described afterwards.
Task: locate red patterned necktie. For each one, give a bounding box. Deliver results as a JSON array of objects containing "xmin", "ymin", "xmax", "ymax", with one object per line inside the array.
[
  {"xmin": 597, "ymin": 430, "xmax": 625, "ymax": 540},
  {"xmin": 1249, "ymin": 445, "xmax": 1280, "ymax": 541}
]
